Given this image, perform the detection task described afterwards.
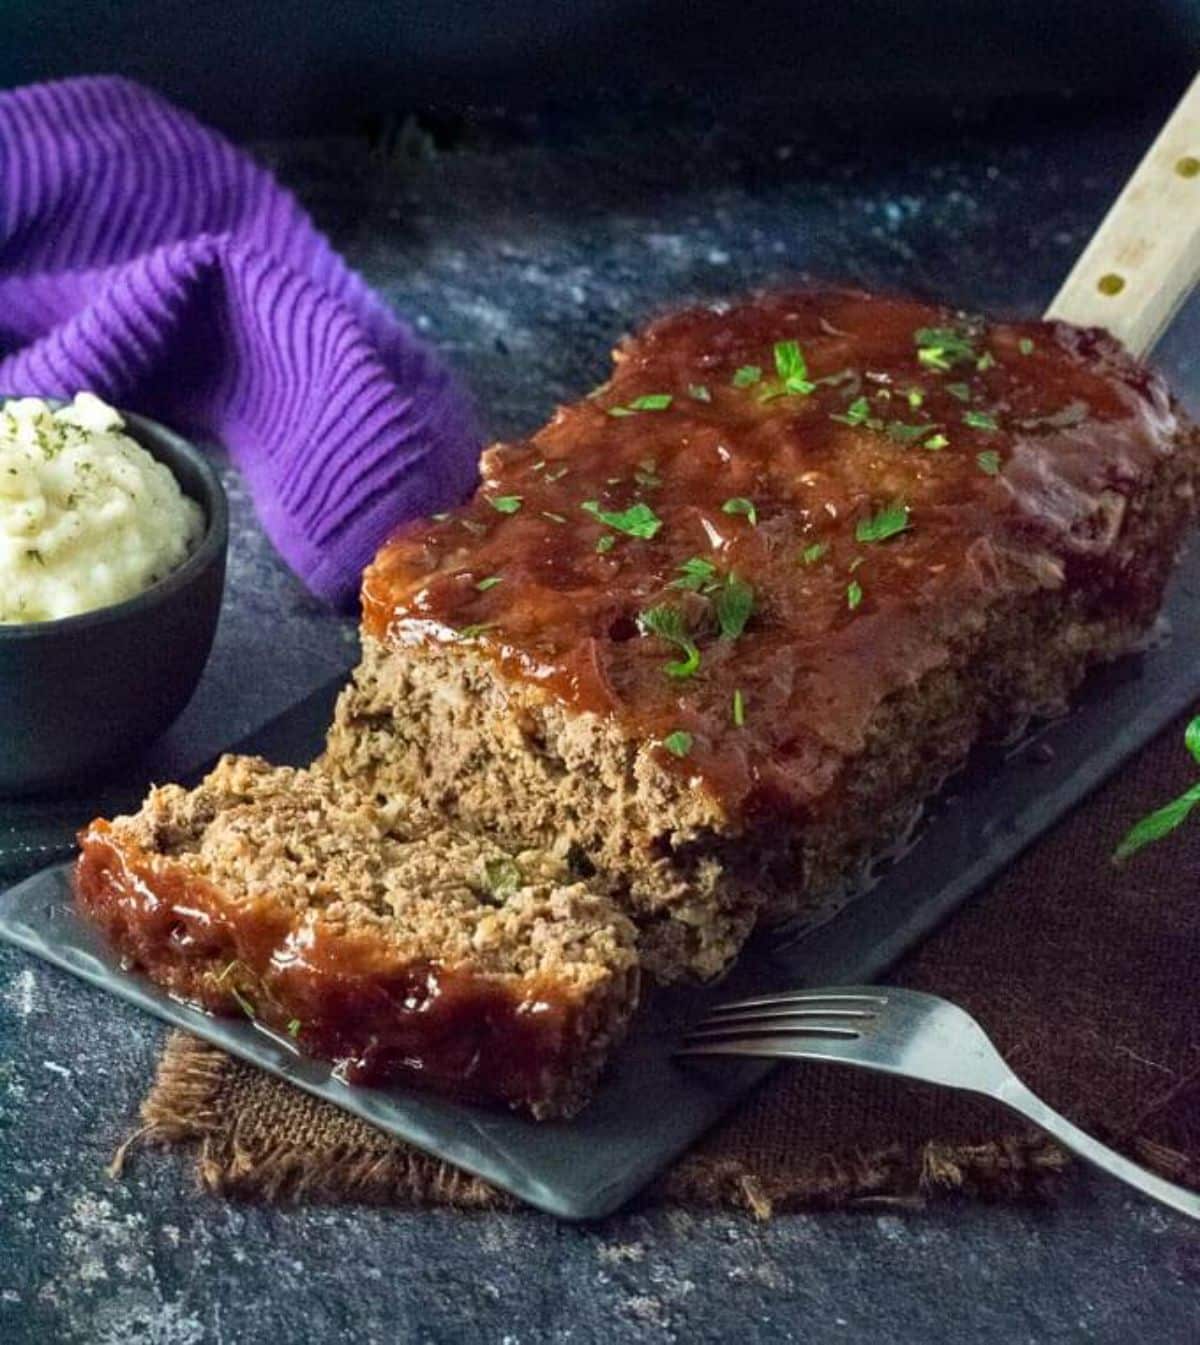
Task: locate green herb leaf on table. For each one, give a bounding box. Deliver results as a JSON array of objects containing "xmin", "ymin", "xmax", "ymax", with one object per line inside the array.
[
  {"xmin": 801, "ymin": 542, "xmax": 829, "ymax": 565},
  {"xmin": 475, "ymin": 576, "xmax": 503, "ymax": 592},
  {"xmin": 847, "ymin": 579, "xmax": 863, "ymax": 610},
  {"xmin": 663, "ymin": 730, "xmax": 693, "ymax": 758},
  {"xmin": 925, "ymin": 433, "xmax": 949, "ymax": 451},
  {"xmin": 595, "ymin": 534, "xmax": 616, "ymax": 553},
  {"xmin": 1113, "ymin": 715, "xmax": 1200, "ymax": 862},
  {"xmin": 688, "ymin": 383, "xmax": 712, "ymax": 402},
  {"xmin": 945, "ymin": 382, "xmax": 972, "ymax": 402},
  {"xmin": 488, "ymin": 495, "xmax": 523, "ymax": 514},
  {"xmin": 1113, "ymin": 780, "xmax": 1200, "ymax": 863},
  {"xmin": 1018, "ymin": 338, "xmax": 1035, "ymax": 356},
  {"xmin": 287, "ymin": 1019, "xmax": 302, "ymax": 1038},
  {"xmin": 581, "ymin": 500, "xmax": 664, "ymax": 538},
  {"xmin": 855, "ymin": 500, "xmax": 910, "ymax": 544},
  {"xmin": 732, "ymin": 365, "xmax": 762, "ymax": 388},
  {"xmin": 639, "ymin": 604, "xmax": 701, "ymax": 678},
  {"xmin": 977, "ymin": 450, "xmax": 1001, "ymax": 476},
  {"xmin": 732, "ymin": 688, "xmax": 746, "ymax": 727}
]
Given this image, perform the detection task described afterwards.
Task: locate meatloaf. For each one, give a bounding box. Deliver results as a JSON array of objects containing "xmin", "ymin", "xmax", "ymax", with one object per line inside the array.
[
  {"xmin": 76, "ymin": 755, "xmax": 639, "ymax": 1117},
  {"xmin": 326, "ymin": 289, "xmax": 1200, "ymax": 983}
]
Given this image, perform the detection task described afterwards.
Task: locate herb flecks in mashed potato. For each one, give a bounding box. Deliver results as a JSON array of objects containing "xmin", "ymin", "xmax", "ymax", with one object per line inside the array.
[{"xmin": 0, "ymin": 393, "xmax": 204, "ymax": 623}]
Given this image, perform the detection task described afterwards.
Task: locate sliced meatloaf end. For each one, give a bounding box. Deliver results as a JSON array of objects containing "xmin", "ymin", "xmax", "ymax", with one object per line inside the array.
[{"xmin": 75, "ymin": 755, "xmax": 640, "ymax": 1119}]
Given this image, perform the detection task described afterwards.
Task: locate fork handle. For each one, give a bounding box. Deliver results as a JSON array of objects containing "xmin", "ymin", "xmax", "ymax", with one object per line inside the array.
[{"xmin": 996, "ymin": 1077, "xmax": 1199, "ymax": 1220}]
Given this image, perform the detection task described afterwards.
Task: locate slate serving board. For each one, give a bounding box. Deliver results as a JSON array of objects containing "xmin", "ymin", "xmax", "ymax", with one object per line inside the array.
[{"xmin": 3, "ymin": 549, "xmax": 1200, "ymax": 1219}]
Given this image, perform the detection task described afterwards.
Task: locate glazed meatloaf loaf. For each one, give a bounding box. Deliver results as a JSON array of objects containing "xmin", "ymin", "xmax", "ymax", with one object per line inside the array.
[
  {"xmin": 76, "ymin": 755, "xmax": 639, "ymax": 1117},
  {"xmin": 326, "ymin": 289, "xmax": 1200, "ymax": 983}
]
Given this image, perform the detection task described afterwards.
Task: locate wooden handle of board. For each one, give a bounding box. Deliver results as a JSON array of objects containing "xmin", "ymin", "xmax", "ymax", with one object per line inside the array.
[{"xmin": 1044, "ymin": 72, "xmax": 1200, "ymax": 357}]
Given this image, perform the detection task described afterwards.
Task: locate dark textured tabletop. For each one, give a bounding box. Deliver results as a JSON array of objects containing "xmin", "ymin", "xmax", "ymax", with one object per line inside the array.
[{"xmin": 3, "ymin": 95, "xmax": 1200, "ymax": 1343}]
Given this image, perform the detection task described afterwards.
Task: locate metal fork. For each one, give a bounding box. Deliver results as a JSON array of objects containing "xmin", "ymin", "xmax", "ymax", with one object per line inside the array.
[{"xmin": 677, "ymin": 986, "xmax": 1199, "ymax": 1220}]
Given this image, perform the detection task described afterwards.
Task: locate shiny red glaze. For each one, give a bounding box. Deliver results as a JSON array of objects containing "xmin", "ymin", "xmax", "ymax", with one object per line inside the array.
[
  {"xmin": 75, "ymin": 822, "xmax": 581, "ymax": 1109},
  {"xmin": 364, "ymin": 290, "xmax": 1182, "ymax": 822}
]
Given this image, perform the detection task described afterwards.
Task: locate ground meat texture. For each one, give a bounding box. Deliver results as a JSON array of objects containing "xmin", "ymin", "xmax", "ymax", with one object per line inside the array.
[
  {"xmin": 76, "ymin": 756, "xmax": 639, "ymax": 1119},
  {"xmin": 332, "ymin": 288, "xmax": 1200, "ymax": 982}
]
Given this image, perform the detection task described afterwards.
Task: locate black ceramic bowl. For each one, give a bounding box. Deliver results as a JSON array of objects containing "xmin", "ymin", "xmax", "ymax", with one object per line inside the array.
[{"xmin": 0, "ymin": 406, "xmax": 228, "ymax": 797}]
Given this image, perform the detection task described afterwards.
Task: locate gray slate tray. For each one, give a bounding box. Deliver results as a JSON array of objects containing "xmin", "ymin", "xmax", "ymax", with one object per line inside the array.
[{"xmin": 4, "ymin": 551, "xmax": 1200, "ymax": 1219}]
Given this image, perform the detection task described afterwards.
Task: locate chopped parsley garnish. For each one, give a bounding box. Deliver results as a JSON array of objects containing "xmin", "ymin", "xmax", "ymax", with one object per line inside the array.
[
  {"xmin": 732, "ymin": 365, "xmax": 762, "ymax": 388},
  {"xmin": 1018, "ymin": 338, "xmax": 1035, "ymax": 356},
  {"xmin": 722, "ymin": 497, "xmax": 758, "ymax": 526},
  {"xmin": 772, "ymin": 340, "xmax": 816, "ymax": 395},
  {"xmin": 595, "ymin": 534, "xmax": 616, "ymax": 553},
  {"xmin": 831, "ymin": 396, "xmax": 873, "ymax": 428},
  {"xmin": 945, "ymin": 382, "xmax": 972, "ymax": 402},
  {"xmin": 847, "ymin": 580, "xmax": 863, "ymax": 610},
  {"xmin": 639, "ymin": 604, "xmax": 701, "ymax": 678},
  {"xmin": 286, "ymin": 1019, "xmax": 302, "ymax": 1039},
  {"xmin": 886, "ymin": 420, "xmax": 941, "ymax": 446},
  {"xmin": 483, "ymin": 856, "xmax": 523, "ymax": 898},
  {"xmin": 671, "ymin": 556, "xmax": 719, "ymax": 591},
  {"xmin": 914, "ymin": 326, "xmax": 976, "ymax": 372},
  {"xmin": 977, "ymin": 450, "xmax": 1001, "ymax": 475},
  {"xmin": 732, "ymin": 688, "xmax": 746, "ymax": 727},
  {"xmin": 856, "ymin": 500, "xmax": 910, "ymax": 544},
  {"xmin": 925, "ymin": 433, "xmax": 949, "ymax": 451},
  {"xmin": 801, "ymin": 542, "xmax": 829, "ymax": 565},
  {"xmin": 906, "ymin": 388, "xmax": 925, "ymax": 410},
  {"xmin": 475, "ymin": 576, "xmax": 503, "ymax": 592},
  {"xmin": 689, "ymin": 383, "xmax": 712, "ymax": 402},
  {"xmin": 964, "ymin": 410, "xmax": 998, "ymax": 431},
  {"xmin": 976, "ymin": 351, "xmax": 997, "ymax": 372},
  {"xmin": 663, "ymin": 730, "xmax": 693, "ymax": 758},
  {"xmin": 1113, "ymin": 716, "xmax": 1200, "ymax": 862},
  {"xmin": 581, "ymin": 500, "xmax": 663, "ymax": 538},
  {"xmin": 456, "ymin": 622, "xmax": 496, "ymax": 640},
  {"xmin": 715, "ymin": 573, "xmax": 755, "ymax": 641},
  {"xmin": 488, "ymin": 495, "xmax": 523, "ymax": 514},
  {"xmin": 607, "ymin": 393, "xmax": 673, "ymax": 417},
  {"xmin": 635, "ymin": 459, "xmax": 662, "ymax": 488}
]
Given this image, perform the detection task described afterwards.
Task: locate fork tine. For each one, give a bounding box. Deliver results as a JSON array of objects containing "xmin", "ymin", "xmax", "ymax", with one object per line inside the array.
[
  {"xmin": 696, "ymin": 1005, "xmax": 878, "ymax": 1029},
  {"xmin": 705, "ymin": 988, "xmax": 889, "ymax": 1015},
  {"xmin": 682, "ymin": 1017, "xmax": 865, "ymax": 1043},
  {"xmin": 676, "ymin": 1033, "xmax": 853, "ymax": 1058}
]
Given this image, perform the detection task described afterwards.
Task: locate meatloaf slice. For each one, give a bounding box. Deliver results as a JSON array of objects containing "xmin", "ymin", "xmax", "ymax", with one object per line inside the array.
[
  {"xmin": 325, "ymin": 289, "xmax": 1200, "ymax": 983},
  {"xmin": 76, "ymin": 755, "xmax": 639, "ymax": 1118}
]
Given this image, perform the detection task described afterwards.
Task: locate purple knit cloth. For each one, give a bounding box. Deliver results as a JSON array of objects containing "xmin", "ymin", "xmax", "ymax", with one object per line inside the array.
[{"xmin": 0, "ymin": 76, "xmax": 478, "ymax": 605}]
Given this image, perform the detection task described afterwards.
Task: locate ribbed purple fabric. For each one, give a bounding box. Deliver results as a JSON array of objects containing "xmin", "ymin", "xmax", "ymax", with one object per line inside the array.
[{"xmin": 0, "ymin": 76, "xmax": 478, "ymax": 605}]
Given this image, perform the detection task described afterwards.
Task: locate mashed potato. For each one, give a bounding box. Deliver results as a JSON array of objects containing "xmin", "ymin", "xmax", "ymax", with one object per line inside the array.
[{"xmin": 0, "ymin": 393, "xmax": 205, "ymax": 624}]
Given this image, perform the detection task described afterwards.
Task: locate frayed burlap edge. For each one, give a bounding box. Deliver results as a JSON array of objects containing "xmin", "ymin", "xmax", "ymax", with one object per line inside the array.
[{"xmin": 114, "ymin": 1032, "xmax": 1083, "ymax": 1219}]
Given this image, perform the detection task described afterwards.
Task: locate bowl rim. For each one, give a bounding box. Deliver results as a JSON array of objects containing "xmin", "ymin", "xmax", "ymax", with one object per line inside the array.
[{"xmin": 0, "ymin": 400, "xmax": 229, "ymax": 642}]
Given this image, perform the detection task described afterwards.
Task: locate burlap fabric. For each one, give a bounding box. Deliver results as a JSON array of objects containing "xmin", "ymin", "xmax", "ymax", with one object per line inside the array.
[{"xmin": 125, "ymin": 709, "xmax": 1200, "ymax": 1217}]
